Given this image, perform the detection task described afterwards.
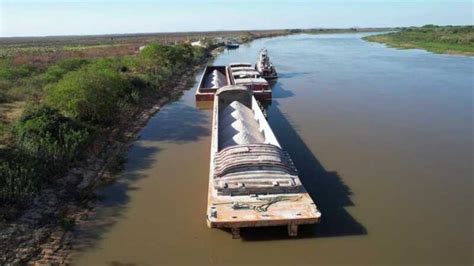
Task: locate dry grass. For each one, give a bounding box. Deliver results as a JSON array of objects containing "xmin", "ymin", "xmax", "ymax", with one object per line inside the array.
[
  {"xmin": 1, "ymin": 29, "xmax": 290, "ymax": 67},
  {"xmin": 9, "ymin": 44, "xmax": 139, "ymax": 68}
]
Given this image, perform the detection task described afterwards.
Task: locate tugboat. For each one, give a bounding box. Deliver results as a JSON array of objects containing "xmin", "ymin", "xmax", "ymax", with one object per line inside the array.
[{"xmin": 255, "ymin": 48, "xmax": 278, "ymax": 79}]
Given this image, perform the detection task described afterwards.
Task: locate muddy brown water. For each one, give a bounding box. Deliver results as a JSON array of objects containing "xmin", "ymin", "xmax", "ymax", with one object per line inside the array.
[{"xmin": 73, "ymin": 33, "xmax": 473, "ymax": 265}]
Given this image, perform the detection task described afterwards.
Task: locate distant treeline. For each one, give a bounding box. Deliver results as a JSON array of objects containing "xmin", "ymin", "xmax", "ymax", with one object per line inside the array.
[
  {"xmin": 0, "ymin": 42, "xmax": 209, "ymax": 213},
  {"xmin": 0, "ymin": 29, "xmax": 289, "ymax": 48},
  {"xmin": 363, "ymin": 25, "xmax": 474, "ymax": 55}
]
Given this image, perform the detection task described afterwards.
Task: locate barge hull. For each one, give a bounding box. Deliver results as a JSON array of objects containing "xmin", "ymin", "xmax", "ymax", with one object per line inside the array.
[{"xmin": 206, "ymin": 86, "xmax": 321, "ymax": 238}]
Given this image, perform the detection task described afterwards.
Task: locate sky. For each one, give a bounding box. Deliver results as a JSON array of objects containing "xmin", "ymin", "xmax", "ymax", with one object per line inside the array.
[{"xmin": 0, "ymin": 0, "xmax": 472, "ymax": 37}]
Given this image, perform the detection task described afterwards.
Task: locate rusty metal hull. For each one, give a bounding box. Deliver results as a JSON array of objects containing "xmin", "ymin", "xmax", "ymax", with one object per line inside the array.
[{"xmin": 195, "ymin": 65, "xmax": 231, "ymax": 102}]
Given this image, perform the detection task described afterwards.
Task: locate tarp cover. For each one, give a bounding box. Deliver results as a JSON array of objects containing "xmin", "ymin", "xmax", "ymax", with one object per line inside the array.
[
  {"xmin": 204, "ymin": 69, "xmax": 226, "ymax": 88},
  {"xmin": 219, "ymin": 101, "xmax": 264, "ymax": 149}
]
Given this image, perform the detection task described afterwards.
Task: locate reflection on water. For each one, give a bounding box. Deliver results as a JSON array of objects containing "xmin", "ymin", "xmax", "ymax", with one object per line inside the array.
[{"xmin": 74, "ymin": 33, "xmax": 473, "ymax": 265}]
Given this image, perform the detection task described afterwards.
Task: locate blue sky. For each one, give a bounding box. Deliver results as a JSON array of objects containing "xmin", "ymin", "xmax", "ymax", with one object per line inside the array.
[{"xmin": 0, "ymin": 0, "xmax": 472, "ymax": 37}]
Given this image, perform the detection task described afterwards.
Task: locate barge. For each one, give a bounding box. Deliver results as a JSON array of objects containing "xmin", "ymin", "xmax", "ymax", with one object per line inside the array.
[
  {"xmin": 256, "ymin": 48, "xmax": 278, "ymax": 79},
  {"xmin": 228, "ymin": 63, "xmax": 272, "ymax": 100},
  {"xmin": 207, "ymin": 85, "xmax": 321, "ymax": 238},
  {"xmin": 195, "ymin": 66, "xmax": 231, "ymax": 101},
  {"xmin": 196, "ymin": 64, "xmax": 272, "ymax": 102}
]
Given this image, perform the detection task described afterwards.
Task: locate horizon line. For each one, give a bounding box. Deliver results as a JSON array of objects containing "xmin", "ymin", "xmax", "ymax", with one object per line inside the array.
[{"xmin": 2, "ymin": 24, "xmax": 472, "ymax": 39}]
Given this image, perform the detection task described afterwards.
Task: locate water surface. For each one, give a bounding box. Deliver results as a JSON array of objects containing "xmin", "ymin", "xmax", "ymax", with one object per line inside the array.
[{"xmin": 74, "ymin": 33, "xmax": 473, "ymax": 265}]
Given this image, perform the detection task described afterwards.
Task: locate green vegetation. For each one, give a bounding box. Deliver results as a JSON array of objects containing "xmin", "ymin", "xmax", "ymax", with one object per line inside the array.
[
  {"xmin": 363, "ymin": 25, "xmax": 474, "ymax": 55},
  {"xmin": 0, "ymin": 42, "xmax": 209, "ymax": 211},
  {"xmin": 0, "ymin": 160, "xmax": 39, "ymax": 205},
  {"xmin": 42, "ymin": 58, "xmax": 89, "ymax": 83},
  {"xmin": 1, "ymin": 106, "xmax": 91, "ymax": 204},
  {"xmin": 45, "ymin": 63, "xmax": 133, "ymax": 124},
  {"xmin": 13, "ymin": 106, "xmax": 91, "ymax": 171},
  {"xmin": 0, "ymin": 62, "xmax": 37, "ymax": 81}
]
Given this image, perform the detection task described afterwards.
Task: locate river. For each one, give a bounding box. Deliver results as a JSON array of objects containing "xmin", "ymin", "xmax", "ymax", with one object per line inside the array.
[{"xmin": 73, "ymin": 33, "xmax": 473, "ymax": 265}]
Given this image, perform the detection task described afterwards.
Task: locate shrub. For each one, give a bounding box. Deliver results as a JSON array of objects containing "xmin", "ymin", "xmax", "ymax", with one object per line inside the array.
[
  {"xmin": 14, "ymin": 106, "xmax": 91, "ymax": 178},
  {"xmin": 136, "ymin": 43, "xmax": 203, "ymax": 91},
  {"xmin": 45, "ymin": 64, "xmax": 133, "ymax": 125},
  {"xmin": 193, "ymin": 46, "xmax": 208, "ymax": 62},
  {"xmin": 140, "ymin": 43, "xmax": 198, "ymax": 69},
  {"xmin": 0, "ymin": 160, "xmax": 39, "ymax": 204},
  {"xmin": 0, "ymin": 89, "xmax": 7, "ymax": 103},
  {"xmin": 42, "ymin": 58, "xmax": 89, "ymax": 83},
  {"xmin": 0, "ymin": 60, "xmax": 37, "ymax": 82},
  {"xmin": 166, "ymin": 43, "xmax": 195, "ymax": 67},
  {"xmin": 1, "ymin": 105, "xmax": 92, "ymax": 205},
  {"xmin": 140, "ymin": 43, "xmax": 170, "ymax": 65},
  {"xmin": 119, "ymin": 56, "xmax": 139, "ymax": 72},
  {"xmin": 56, "ymin": 58, "xmax": 89, "ymax": 70}
]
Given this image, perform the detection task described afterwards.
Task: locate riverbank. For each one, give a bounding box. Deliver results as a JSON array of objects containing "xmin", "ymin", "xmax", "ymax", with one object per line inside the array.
[
  {"xmin": 363, "ymin": 25, "xmax": 474, "ymax": 56},
  {"xmin": 1, "ymin": 41, "xmax": 215, "ymax": 204},
  {"xmin": 0, "ymin": 49, "xmax": 221, "ymax": 263}
]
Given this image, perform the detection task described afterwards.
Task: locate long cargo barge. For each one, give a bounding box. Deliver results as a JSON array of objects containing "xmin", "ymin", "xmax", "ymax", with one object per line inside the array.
[{"xmin": 206, "ymin": 85, "xmax": 321, "ymax": 238}]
